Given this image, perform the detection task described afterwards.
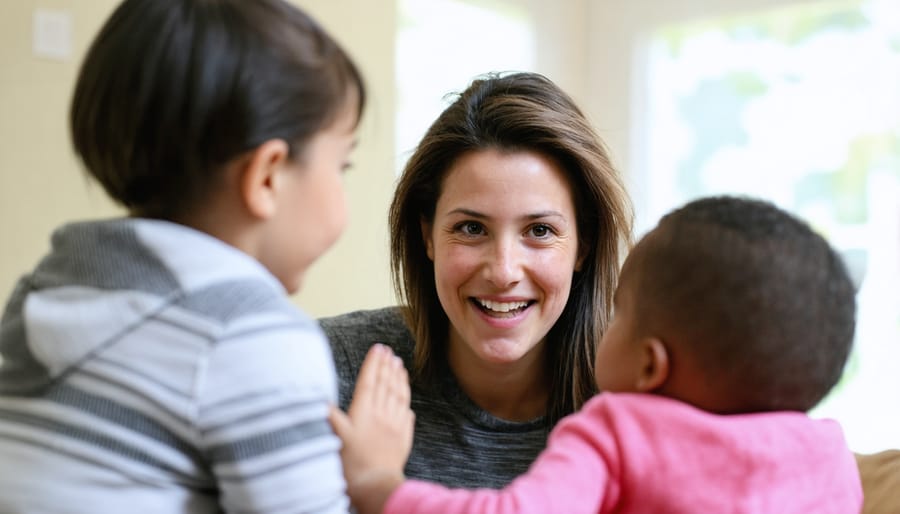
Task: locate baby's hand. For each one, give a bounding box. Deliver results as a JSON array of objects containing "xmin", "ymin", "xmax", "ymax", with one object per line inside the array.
[{"xmin": 329, "ymin": 344, "xmax": 414, "ymax": 514}]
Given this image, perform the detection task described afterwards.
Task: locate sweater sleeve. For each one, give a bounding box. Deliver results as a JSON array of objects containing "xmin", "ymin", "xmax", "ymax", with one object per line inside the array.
[
  {"xmin": 197, "ymin": 314, "xmax": 349, "ymax": 514},
  {"xmin": 383, "ymin": 396, "xmax": 621, "ymax": 514}
]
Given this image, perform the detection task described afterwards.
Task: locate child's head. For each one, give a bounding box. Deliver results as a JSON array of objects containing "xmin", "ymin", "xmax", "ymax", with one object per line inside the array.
[
  {"xmin": 70, "ymin": 0, "xmax": 365, "ymax": 293},
  {"xmin": 70, "ymin": 0, "xmax": 364, "ymax": 220},
  {"xmin": 595, "ymin": 195, "xmax": 856, "ymax": 414}
]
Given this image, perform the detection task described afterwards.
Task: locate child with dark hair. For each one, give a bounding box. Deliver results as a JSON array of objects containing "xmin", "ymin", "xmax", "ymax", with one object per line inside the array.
[
  {"xmin": 332, "ymin": 195, "xmax": 862, "ymax": 514},
  {"xmin": 0, "ymin": 0, "xmax": 364, "ymax": 512}
]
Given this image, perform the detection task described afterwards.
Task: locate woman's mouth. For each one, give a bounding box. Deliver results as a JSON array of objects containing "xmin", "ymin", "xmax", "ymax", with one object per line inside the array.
[{"xmin": 471, "ymin": 298, "xmax": 533, "ymax": 318}]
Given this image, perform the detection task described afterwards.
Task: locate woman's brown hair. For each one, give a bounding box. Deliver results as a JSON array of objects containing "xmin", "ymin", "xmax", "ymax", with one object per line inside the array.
[{"xmin": 389, "ymin": 72, "xmax": 633, "ymax": 426}]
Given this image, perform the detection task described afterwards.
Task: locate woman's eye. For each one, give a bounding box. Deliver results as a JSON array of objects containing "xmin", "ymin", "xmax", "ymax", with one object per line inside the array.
[
  {"xmin": 529, "ymin": 224, "xmax": 553, "ymax": 238},
  {"xmin": 455, "ymin": 221, "xmax": 484, "ymax": 236}
]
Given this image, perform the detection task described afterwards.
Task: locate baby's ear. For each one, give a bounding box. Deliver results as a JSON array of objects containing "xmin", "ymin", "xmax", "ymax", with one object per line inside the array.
[
  {"xmin": 240, "ymin": 139, "xmax": 290, "ymax": 219},
  {"xmin": 635, "ymin": 337, "xmax": 669, "ymax": 392}
]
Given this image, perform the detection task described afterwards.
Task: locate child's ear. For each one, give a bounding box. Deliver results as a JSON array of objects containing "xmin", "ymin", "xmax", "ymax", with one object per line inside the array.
[
  {"xmin": 240, "ymin": 139, "xmax": 290, "ymax": 220},
  {"xmin": 635, "ymin": 337, "xmax": 669, "ymax": 392}
]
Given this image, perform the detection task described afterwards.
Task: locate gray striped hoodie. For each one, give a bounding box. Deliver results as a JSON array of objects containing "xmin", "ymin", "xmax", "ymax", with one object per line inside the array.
[{"xmin": 0, "ymin": 218, "xmax": 348, "ymax": 513}]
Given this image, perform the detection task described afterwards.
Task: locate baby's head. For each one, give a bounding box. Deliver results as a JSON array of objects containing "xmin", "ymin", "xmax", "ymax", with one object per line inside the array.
[
  {"xmin": 71, "ymin": 0, "xmax": 364, "ymax": 220},
  {"xmin": 595, "ymin": 196, "xmax": 856, "ymax": 414}
]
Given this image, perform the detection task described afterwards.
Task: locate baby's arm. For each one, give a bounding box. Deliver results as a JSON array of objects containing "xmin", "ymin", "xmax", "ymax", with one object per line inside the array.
[
  {"xmin": 330, "ymin": 345, "xmax": 616, "ymax": 514},
  {"xmin": 328, "ymin": 344, "xmax": 415, "ymax": 514}
]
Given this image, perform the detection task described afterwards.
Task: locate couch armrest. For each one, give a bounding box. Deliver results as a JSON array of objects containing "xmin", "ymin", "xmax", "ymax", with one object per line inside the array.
[{"xmin": 857, "ymin": 450, "xmax": 900, "ymax": 514}]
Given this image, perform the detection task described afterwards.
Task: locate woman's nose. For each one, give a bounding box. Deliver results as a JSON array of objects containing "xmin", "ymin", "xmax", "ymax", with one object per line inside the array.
[{"xmin": 484, "ymin": 238, "xmax": 524, "ymax": 287}]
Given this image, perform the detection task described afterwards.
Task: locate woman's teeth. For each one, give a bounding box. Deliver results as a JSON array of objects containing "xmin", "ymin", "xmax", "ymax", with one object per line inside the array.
[{"xmin": 476, "ymin": 299, "xmax": 529, "ymax": 313}]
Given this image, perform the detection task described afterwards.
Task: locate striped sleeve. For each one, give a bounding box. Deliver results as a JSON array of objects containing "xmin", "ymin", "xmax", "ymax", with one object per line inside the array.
[{"xmin": 196, "ymin": 311, "xmax": 348, "ymax": 514}]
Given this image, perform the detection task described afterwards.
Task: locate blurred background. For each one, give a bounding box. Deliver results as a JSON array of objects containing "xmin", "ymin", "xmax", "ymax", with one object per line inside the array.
[{"xmin": 1, "ymin": 0, "xmax": 897, "ymax": 452}]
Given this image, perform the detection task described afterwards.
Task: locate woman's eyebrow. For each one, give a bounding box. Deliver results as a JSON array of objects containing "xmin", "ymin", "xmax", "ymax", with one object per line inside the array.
[
  {"xmin": 446, "ymin": 208, "xmax": 488, "ymax": 219},
  {"xmin": 446, "ymin": 208, "xmax": 567, "ymax": 220},
  {"xmin": 524, "ymin": 210, "xmax": 566, "ymax": 220}
]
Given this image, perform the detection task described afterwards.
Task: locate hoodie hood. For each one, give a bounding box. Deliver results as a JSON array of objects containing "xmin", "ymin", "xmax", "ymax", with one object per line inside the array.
[{"xmin": 0, "ymin": 218, "xmax": 282, "ymax": 394}]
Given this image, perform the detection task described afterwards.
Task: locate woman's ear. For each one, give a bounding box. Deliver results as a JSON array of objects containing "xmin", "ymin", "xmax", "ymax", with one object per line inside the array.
[
  {"xmin": 240, "ymin": 139, "xmax": 290, "ymax": 220},
  {"xmin": 574, "ymin": 241, "xmax": 589, "ymax": 272},
  {"xmin": 420, "ymin": 216, "xmax": 435, "ymax": 261},
  {"xmin": 574, "ymin": 251, "xmax": 585, "ymax": 272},
  {"xmin": 635, "ymin": 337, "xmax": 669, "ymax": 392}
]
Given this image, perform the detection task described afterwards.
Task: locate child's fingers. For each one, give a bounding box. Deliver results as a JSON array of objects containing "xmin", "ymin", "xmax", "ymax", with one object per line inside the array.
[
  {"xmin": 406, "ymin": 410, "xmax": 416, "ymax": 442},
  {"xmin": 355, "ymin": 344, "xmax": 385, "ymax": 393},
  {"xmin": 372, "ymin": 348, "xmax": 393, "ymax": 408},
  {"xmin": 348, "ymin": 343, "xmax": 412, "ymax": 429},
  {"xmin": 351, "ymin": 344, "xmax": 389, "ymax": 413},
  {"xmin": 327, "ymin": 405, "xmax": 351, "ymax": 440},
  {"xmin": 398, "ymin": 364, "xmax": 410, "ymax": 403},
  {"xmin": 386, "ymin": 360, "xmax": 411, "ymax": 418}
]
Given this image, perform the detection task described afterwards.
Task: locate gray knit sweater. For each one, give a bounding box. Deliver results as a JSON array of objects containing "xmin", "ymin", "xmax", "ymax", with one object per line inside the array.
[{"xmin": 320, "ymin": 307, "xmax": 549, "ymax": 489}]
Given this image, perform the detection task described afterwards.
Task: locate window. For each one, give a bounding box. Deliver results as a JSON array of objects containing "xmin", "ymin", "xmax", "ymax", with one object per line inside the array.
[{"xmin": 396, "ymin": 0, "xmax": 534, "ymax": 172}]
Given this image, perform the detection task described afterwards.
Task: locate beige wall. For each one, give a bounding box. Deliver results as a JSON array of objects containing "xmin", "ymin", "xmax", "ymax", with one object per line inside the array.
[
  {"xmin": 0, "ymin": 1, "xmax": 122, "ymax": 305},
  {"xmin": 0, "ymin": 1, "xmax": 397, "ymax": 318},
  {"xmin": 290, "ymin": 1, "xmax": 397, "ymax": 316}
]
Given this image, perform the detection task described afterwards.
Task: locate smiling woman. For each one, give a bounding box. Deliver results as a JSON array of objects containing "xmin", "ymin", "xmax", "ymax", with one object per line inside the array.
[
  {"xmin": 320, "ymin": 71, "xmax": 634, "ymax": 489},
  {"xmin": 424, "ymin": 149, "xmax": 582, "ymax": 421}
]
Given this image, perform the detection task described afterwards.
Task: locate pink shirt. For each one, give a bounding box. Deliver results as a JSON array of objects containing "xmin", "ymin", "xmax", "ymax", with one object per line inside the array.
[{"xmin": 384, "ymin": 392, "xmax": 861, "ymax": 514}]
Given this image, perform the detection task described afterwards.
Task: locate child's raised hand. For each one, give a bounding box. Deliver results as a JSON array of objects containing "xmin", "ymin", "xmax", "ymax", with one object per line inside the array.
[{"xmin": 328, "ymin": 344, "xmax": 414, "ymax": 514}]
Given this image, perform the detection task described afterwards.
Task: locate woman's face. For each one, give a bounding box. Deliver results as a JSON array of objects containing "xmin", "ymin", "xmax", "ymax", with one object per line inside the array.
[{"xmin": 422, "ymin": 148, "xmax": 581, "ymax": 370}]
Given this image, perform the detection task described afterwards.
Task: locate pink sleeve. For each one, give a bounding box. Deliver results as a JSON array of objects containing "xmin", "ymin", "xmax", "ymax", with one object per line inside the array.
[{"xmin": 383, "ymin": 397, "xmax": 621, "ymax": 514}]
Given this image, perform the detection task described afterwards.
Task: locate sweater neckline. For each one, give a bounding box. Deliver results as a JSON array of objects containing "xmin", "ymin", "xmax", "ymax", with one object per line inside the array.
[{"xmin": 435, "ymin": 358, "xmax": 546, "ymax": 432}]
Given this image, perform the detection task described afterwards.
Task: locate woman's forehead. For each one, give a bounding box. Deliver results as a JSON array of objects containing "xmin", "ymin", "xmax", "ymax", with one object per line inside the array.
[{"xmin": 436, "ymin": 149, "xmax": 577, "ymax": 213}]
